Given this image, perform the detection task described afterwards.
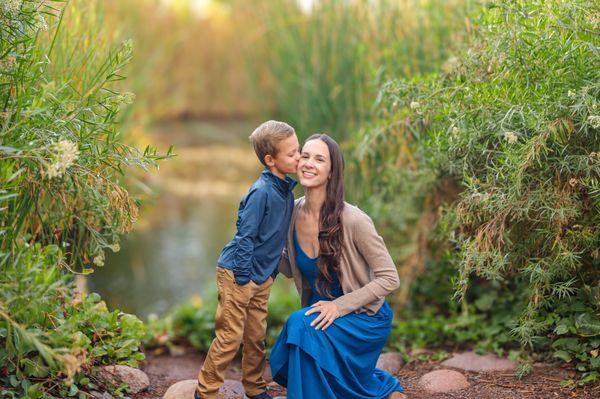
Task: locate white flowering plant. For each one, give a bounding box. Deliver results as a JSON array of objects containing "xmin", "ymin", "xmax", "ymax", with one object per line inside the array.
[
  {"xmin": 349, "ymin": 0, "xmax": 600, "ymax": 385},
  {"xmin": 1, "ymin": 1, "xmax": 171, "ymax": 397}
]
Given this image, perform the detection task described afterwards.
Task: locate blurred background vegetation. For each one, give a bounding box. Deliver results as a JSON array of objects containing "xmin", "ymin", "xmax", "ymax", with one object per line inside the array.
[{"xmin": 1, "ymin": 0, "xmax": 599, "ymax": 397}]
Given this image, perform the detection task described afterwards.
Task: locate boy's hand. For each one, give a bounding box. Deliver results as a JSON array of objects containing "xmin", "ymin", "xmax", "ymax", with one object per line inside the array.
[
  {"xmin": 305, "ymin": 301, "xmax": 340, "ymax": 331},
  {"xmin": 235, "ymin": 275, "xmax": 251, "ymax": 286}
]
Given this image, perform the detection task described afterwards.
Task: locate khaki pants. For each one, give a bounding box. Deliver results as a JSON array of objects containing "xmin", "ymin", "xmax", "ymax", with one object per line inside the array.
[{"xmin": 197, "ymin": 267, "xmax": 274, "ymax": 399}]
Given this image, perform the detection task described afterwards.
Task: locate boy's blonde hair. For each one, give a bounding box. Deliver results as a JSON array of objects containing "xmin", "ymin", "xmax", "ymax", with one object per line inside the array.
[{"xmin": 249, "ymin": 120, "xmax": 296, "ymax": 166}]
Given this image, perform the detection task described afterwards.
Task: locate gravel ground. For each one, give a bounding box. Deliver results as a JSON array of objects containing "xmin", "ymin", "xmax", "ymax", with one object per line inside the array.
[{"xmin": 133, "ymin": 347, "xmax": 600, "ymax": 399}]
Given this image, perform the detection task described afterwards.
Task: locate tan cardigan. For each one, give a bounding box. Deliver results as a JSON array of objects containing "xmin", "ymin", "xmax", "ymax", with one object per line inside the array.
[{"xmin": 278, "ymin": 197, "xmax": 400, "ymax": 316}]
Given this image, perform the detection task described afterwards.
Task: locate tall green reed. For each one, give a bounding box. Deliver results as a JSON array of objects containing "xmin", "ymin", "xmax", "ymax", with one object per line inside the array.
[
  {"xmin": 1, "ymin": 1, "xmax": 170, "ymax": 396},
  {"xmin": 245, "ymin": 0, "xmax": 472, "ymax": 140},
  {"xmin": 101, "ymin": 0, "xmax": 263, "ymax": 122},
  {"xmin": 62, "ymin": 0, "xmax": 473, "ymax": 138},
  {"xmin": 2, "ymin": 0, "xmax": 171, "ymax": 265}
]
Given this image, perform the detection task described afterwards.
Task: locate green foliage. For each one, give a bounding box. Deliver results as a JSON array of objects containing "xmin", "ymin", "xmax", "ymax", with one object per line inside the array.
[
  {"xmin": 265, "ymin": 279, "xmax": 301, "ymax": 348},
  {"xmin": 250, "ymin": 0, "xmax": 471, "ymax": 140},
  {"xmin": 389, "ymin": 256, "xmax": 520, "ymax": 356},
  {"xmin": 352, "ymin": 0, "xmax": 600, "ymax": 382},
  {"xmin": 145, "ymin": 295, "xmax": 217, "ymax": 353},
  {"xmin": 0, "ymin": 244, "xmax": 146, "ymax": 398},
  {"xmin": 1, "ymin": 1, "xmax": 169, "ymax": 397},
  {"xmin": 1, "ymin": 0, "xmax": 171, "ymax": 264},
  {"xmin": 144, "ymin": 278, "xmax": 300, "ymax": 353}
]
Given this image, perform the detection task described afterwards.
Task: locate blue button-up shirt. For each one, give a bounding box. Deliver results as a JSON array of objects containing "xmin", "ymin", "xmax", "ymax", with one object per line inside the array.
[{"xmin": 218, "ymin": 169, "xmax": 297, "ymax": 285}]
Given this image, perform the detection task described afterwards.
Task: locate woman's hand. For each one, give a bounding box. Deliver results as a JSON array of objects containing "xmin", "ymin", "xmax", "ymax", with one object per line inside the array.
[{"xmin": 305, "ymin": 301, "xmax": 340, "ymax": 330}]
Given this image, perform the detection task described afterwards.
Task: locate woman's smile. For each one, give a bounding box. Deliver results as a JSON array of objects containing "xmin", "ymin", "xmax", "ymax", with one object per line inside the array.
[{"xmin": 301, "ymin": 170, "xmax": 317, "ymax": 178}]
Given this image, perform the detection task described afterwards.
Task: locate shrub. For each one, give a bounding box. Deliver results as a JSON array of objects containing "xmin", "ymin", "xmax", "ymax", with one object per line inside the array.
[
  {"xmin": 0, "ymin": 244, "xmax": 146, "ymax": 398},
  {"xmin": 144, "ymin": 278, "xmax": 300, "ymax": 353},
  {"xmin": 1, "ymin": 1, "xmax": 169, "ymax": 397},
  {"xmin": 351, "ymin": 0, "xmax": 600, "ymax": 382}
]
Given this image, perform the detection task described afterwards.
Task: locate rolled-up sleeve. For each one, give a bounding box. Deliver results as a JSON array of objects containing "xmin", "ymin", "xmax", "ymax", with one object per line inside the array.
[
  {"xmin": 232, "ymin": 188, "xmax": 268, "ymax": 284},
  {"xmin": 333, "ymin": 213, "xmax": 399, "ymax": 316},
  {"xmin": 277, "ymin": 247, "xmax": 293, "ymax": 278}
]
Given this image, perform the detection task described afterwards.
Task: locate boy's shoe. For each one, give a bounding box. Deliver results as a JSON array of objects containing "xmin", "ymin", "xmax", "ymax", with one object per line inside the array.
[{"xmin": 244, "ymin": 392, "xmax": 273, "ymax": 399}]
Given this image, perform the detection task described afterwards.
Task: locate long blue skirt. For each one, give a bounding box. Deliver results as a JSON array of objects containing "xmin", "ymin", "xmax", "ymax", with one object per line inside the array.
[{"xmin": 270, "ymin": 301, "xmax": 403, "ymax": 399}]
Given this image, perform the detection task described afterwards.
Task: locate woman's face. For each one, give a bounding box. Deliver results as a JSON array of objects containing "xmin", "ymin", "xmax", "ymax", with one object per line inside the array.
[{"xmin": 298, "ymin": 139, "xmax": 331, "ymax": 189}]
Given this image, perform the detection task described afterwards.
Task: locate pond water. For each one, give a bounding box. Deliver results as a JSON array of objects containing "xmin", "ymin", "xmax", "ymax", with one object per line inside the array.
[{"xmin": 87, "ymin": 120, "xmax": 266, "ymax": 317}]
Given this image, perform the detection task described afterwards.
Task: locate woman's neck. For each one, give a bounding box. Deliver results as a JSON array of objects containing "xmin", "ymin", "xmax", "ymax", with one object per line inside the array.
[{"xmin": 304, "ymin": 185, "xmax": 326, "ymax": 219}]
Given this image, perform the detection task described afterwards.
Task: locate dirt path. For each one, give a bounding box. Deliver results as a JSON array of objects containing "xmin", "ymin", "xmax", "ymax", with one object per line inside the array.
[
  {"xmin": 133, "ymin": 349, "xmax": 285, "ymax": 399},
  {"xmin": 133, "ymin": 348, "xmax": 600, "ymax": 399},
  {"xmin": 396, "ymin": 360, "xmax": 599, "ymax": 398}
]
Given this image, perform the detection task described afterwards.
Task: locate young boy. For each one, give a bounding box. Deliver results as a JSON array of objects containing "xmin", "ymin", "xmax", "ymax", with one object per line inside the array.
[{"xmin": 195, "ymin": 121, "xmax": 300, "ymax": 399}]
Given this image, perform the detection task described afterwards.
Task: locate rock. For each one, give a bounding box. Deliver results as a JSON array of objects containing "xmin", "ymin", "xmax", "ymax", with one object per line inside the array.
[
  {"xmin": 410, "ymin": 348, "xmax": 432, "ymax": 357},
  {"xmin": 163, "ymin": 380, "xmax": 196, "ymax": 399},
  {"xmin": 163, "ymin": 379, "xmax": 244, "ymax": 399},
  {"xmin": 386, "ymin": 392, "xmax": 408, "ymax": 399},
  {"xmin": 376, "ymin": 352, "xmax": 405, "ymax": 374},
  {"xmin": 441, "ymin": 351, "xmax": 517, "ymax": 372},
  {"xmin": 90, "ymin": 391, "xmax": 114, "ymax": 399},
  {"xmin": 169, "ymin": 345, "xmax": 187, "ymax": 357},
  {"xmin": 419, "ymin": 369, "xmax": 470, "ymax": 393},
  {"xmin": 218, "ymin": 380, "xmax": 244, "ymax": 398},
  {"xmin": 97, "ymin": 365, "xmax": 150, "ymax": 394}
]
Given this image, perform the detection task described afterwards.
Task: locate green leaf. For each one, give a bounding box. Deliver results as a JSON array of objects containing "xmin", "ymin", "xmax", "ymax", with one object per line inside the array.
[
  {"xmin": 516, "ymin": 362, "xmax": 533, "ymax": 379},
  {"xmin": 553, "ymin": 350, "xmax": 572, "ymax": 362},
  {"xmin": 68, "ymin": 384, "xmax": 79, "ymax": 397},
  {"xmin": 9, "ymin": 375, "xmax": 19, "ymax": 387},
  {"xmin": 576, "ymin": 314, "xmax": 600, "ymax": 337},
  {"xmin": 555, "ymin": 324, "xmax": 569, "ymax": 335},
  {"xmin": 553, "ymin": 338, "xmax": 580, "ymax": 352},
  {"xmin": 87, "ymin": 292, "xmax": 101, "ymax": 303}
]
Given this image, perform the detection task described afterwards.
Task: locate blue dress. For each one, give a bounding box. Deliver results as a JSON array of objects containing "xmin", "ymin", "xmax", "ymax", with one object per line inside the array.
[{"xmin": 269, "ymin": 230, "xmax": 404, "ymax": 399}]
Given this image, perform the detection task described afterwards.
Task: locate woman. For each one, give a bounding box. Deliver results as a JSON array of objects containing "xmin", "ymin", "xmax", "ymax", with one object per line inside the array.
[{"xmin": 270, "ymin": 134, "xmax": 405, "ymax": 399}]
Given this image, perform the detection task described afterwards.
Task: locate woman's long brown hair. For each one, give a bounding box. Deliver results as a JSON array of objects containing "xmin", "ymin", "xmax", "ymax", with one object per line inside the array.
[{"xmin": 304, "ymin": 134, "xmax": 345, "ymax": 298}]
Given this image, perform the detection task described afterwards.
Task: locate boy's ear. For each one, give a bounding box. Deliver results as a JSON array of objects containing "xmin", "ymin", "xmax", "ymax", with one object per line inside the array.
[{"xmin": 264, "ymin": 154, "xmax": 275, "ymax": 167}]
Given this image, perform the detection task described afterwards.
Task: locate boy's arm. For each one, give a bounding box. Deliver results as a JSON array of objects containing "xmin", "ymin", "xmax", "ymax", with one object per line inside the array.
[{"xmin": 233, "ymin": 188, "xmax": 268, "ymax": 285}]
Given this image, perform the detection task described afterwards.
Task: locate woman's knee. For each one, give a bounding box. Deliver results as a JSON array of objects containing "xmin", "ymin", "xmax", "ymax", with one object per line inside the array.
[{"xmin": 286, "ymin": 308, "xmax": 312, "ymax": 328}]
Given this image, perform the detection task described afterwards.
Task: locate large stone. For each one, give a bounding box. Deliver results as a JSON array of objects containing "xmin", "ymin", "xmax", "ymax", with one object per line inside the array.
[
  {"xmin": 386, "ymin": 392, "xmax": 408, "ymax": 399},
  {"xmin": 97, "ymin": 365, "xmax": 149, "ymax": 394},
  {"xmin": 441, "ymin": 351, "xmax": 517, "ymax": 372},
  {"xmin": 90, "ymin": 391, "xmax": 114, "ymax": 399},
  {"xmin": 376, "ymin": 352, "xmax": 405, "ymax": 375},
  {"xmin": 163, "ymin": 379, "xmax": 244, "ymax": 399},
  {"xmin": 410, "ymin": 348, "xmax": 432, "ymax": 357},
  {"xmin": 419, "ymin": 369, "xmax": 470, "ymax": 393}
]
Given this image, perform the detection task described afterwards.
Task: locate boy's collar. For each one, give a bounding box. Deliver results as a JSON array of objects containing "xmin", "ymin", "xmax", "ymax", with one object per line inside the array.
[{"xmin": 262, "ymin": 168, "xmax": 297, "ymax": 193}]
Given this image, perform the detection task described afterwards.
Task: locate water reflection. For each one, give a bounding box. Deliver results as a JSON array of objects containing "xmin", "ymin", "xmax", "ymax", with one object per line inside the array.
[{"xmin": 87, "ymin": 120, "xmax": 261, "ymax": 317}]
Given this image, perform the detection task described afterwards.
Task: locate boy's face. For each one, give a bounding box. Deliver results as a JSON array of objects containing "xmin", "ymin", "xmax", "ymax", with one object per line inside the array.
[{"xmin": 265, "ymin": 134, "xmax": 300, "ymax": 177}]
